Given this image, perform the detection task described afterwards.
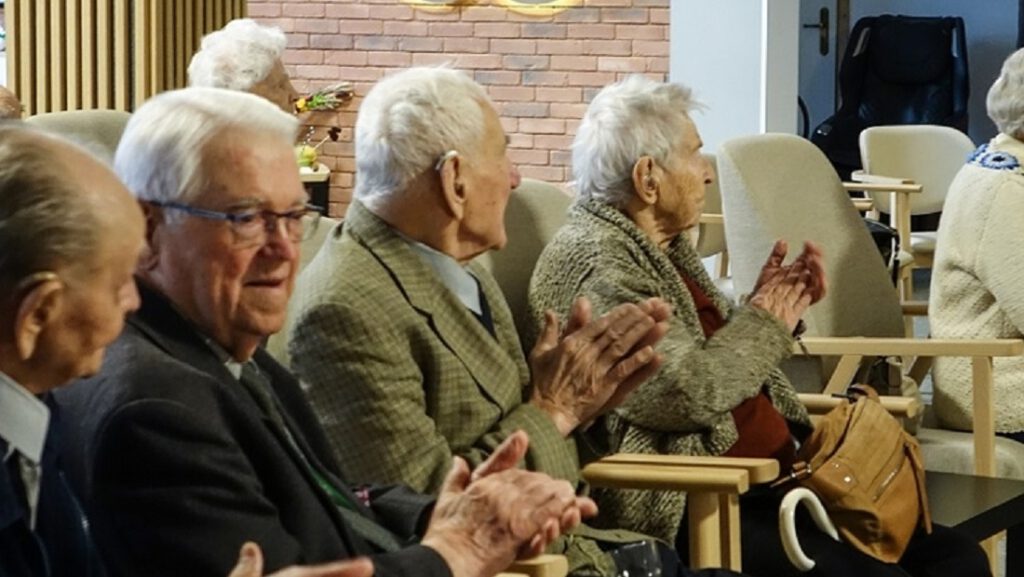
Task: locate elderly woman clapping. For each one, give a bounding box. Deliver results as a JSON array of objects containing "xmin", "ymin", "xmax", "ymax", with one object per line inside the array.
[{"xmin": 529, "ymin": 76, "xmax": 988, "ymax": 577}]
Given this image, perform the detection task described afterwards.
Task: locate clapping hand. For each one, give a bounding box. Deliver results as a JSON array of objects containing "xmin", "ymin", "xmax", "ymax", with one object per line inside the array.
[{"xmin": 748, "ymin": 240, "xmax": 827, "ymax": 332}]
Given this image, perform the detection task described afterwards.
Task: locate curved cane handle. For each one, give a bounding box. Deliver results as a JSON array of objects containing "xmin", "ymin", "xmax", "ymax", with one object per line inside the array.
[{"xmin": 778, "ymin": 487, "xmax": 840, "ymax": 571}]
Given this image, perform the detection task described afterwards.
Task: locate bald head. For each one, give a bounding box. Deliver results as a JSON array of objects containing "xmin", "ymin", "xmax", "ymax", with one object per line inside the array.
[{"xmin": 0, "ymin": 87, "xmax": 22, "ymax": 120}]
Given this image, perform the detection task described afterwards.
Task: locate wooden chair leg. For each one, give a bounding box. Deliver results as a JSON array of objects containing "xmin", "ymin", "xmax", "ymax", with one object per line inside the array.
[
  {"xmin": 688, "ymin": 492, "xmax": 723, "ymax": 569},
  {"xmin": 718, "ymin": 492, "xmax": 742, "ymax": 571}
]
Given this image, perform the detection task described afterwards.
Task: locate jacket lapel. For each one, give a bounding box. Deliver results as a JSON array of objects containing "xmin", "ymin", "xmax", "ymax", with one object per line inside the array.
[{"xmin": 344, "ymin": 202, "xmax": 524, "ymax": 409}]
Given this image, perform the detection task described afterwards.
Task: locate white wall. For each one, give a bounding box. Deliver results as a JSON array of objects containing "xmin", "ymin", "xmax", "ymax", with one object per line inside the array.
[
  {"xmin": 671, "ymin": 0, "xmax": 801, "ymax": 154},
  {"xmin": 850, "ymin": 0, "xmax": 1018, "ymax": 143}
]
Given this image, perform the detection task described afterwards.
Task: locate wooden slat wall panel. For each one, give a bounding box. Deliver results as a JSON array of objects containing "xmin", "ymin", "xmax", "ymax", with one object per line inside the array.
[{"xmin": 8, "ymin": 0, "xmax": 247, "ymax": 115}]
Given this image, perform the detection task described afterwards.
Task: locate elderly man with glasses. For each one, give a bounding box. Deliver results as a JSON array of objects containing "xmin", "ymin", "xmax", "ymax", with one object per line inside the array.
[{"xmin": 56, "ymin": 87, "xmax": 595, "ymax": 577}]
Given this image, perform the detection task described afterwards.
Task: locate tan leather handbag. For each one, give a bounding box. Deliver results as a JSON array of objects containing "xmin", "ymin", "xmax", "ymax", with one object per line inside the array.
[{"xmin": 778, "ymin": 386, "xmax": 932, "ymax": 563}]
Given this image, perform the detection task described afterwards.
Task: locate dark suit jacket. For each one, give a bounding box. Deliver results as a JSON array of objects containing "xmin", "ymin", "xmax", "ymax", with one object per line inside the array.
[
  {"xmin": 56, "ymin": 282, "xmax": 450, "ymax": 577},
  {"xmin": 0, "ymin": 401, "xmax": 105, "ymax": 577}
]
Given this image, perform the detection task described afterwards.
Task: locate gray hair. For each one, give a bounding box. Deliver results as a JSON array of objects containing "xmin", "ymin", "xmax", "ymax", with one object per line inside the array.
[
  {"xmin": 188, "ymin": 18, "xmax": 287, "ymax": 91},
  {"xmin": 114, "ymin": 87, "xmax": 298, "ymax": 208},
  {"xmin": 354, "ymin": 67, "xmax": 489, "ymax": 210},
  {"xmin": 0, "ymin": 124, "xmax": 101, "ymax": 292},
  {"xmin": 573, "ymin": 75, "xmax": 700, "ymax": 207},
  {"xmin": 987, "ymin": 47, "xmax": 1024, "ymax": 139}
]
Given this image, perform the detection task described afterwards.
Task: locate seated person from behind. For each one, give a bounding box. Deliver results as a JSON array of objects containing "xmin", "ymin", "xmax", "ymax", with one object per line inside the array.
[
  {"xmin": 188, "ymin": 18, "xmax": 299, "ymax": 113},
  {"xmin": 931, "ymin": 46, "xmax": 1024, "ymax": 443},
  {"xmin": 55, "ymin": 87, "xmax": 594, "ymax": 577},
  {"xmin": 527, "ymin": 75, "xmax": 989, "ymax": 577},
  {"xmin": 285, "ymin": 66, "xmax": 737, "ymax": 577},
  {"xmin": 0, "ymin": 125, "xmax": 372, "ymax": 577}
]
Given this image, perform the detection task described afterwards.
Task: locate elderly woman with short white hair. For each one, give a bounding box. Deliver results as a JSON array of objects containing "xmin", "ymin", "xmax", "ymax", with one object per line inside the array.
[
  {"xmin": 931, "ymin": 47, "xmax": 1024, "ymax": 444},
  {"xmin": 529, "ymin": 75, "xmax": 988, "ymax": 577},
  {"xmin": 188, "ymin": 18, "xmax": 299, "ymax": 113}
]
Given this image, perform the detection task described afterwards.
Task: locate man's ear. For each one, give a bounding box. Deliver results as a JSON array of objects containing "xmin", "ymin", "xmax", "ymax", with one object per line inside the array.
[
  {"xmin": 438, "ymin": 154, "xmax": 466, "ymax": 221},
  {"xmin": 138, "ymin": 201, "xmax": 161, "ymax": 271},
  {"xmin": 13, "ymin": 278, "xmax": 64, "ymax": 362},
  {"xmin": 631, "ymin": 156, "xmax": 659, "ymax": 206}
]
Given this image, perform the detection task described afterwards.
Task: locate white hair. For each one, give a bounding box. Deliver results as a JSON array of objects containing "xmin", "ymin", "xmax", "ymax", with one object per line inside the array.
[
  {"xmin": 188, "ymin": 19, "xmax": 287, "ymax": 91},
  {"xmin": 987, "ymin": 48, "xmax": 1024, "ymax": 140},
  {"xmin": 573, "ymin": 75, "xmax": 700, "ymax": 208},
  {"xmin": 114, "ymin": 87, "xmax": 298, "ymax": 208},
  {"xmin": 354, "ymin": 67, "xmax": 489, "ymax": 210}
]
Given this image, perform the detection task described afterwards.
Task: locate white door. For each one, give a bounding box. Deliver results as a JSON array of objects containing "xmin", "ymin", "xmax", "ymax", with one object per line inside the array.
[{"xmin": 798, "ymin": 0, "xmax": 838, "ymax": 138}]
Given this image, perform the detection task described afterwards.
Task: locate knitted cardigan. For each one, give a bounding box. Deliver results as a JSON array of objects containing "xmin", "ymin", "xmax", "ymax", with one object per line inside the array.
[
  {"xmin": 528, "ymin": 198, "xmax": 811, "ymax": 543},
  {"xmin": 931, "ymin": 133, "xmax": 1024, "ymax": 434}
]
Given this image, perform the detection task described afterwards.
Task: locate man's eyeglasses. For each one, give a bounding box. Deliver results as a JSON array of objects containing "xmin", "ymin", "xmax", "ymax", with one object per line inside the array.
[{"xmin": 149, "ymin": 200, "xmax": 322, "ymax": 248}]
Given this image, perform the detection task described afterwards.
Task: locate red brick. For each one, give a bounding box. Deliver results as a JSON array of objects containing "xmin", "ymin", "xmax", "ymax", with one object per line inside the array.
[
  {"xmin": 553, "ymin": 7, "xmax": 601, "ymax": 23},
  {"xmin": 504, "ymin": 55, "xmax": 550, "ymax": 70},
  {"xmin": 597, "ymin": 56, "xmax": 647, "ymax": 72},
  {"xmin": 336, "ymin": 66, "xmax": 388, "ymax": 82},
  {"xmin": 474, "ymin": 22, "xmax": 521, "ymax": 38},
  {"xmin": 581, "ymin": 0, "xmax": 631, "ymax": 6},
  {"xmin": 550, "ymin": 103, "xmax": 589, "ymax": 119},
  {"xmin": 565, "ymin": 119, "xmax": 582, "ymax": 135},
  {"xmin": 521, "ymin": 23, "xmax": 567, "ymax": 39},
  {"xmin": 429, "ymin": 23, "xmax": 475, "ymax": 37},
  {"xmin": 615, "ymin": 24, "xmax": 666, "ymax": 40},
  {"xmin": 296, "ymin": 65, "xmax": 343, "ymax": 80},
  {"xmin": 326, "ymin": 4, "xmax": 371, "ymax": 19},
  {"xmin": 368, "ymin": 5, "xmax": 416, "ymax": 20},
  {"xmin": 367, "ymin": 51, "xmax": 414, "ymax": 67},
  {"xmin": 633, "ymin": 40, "xmax": 668, "ymax": 56},
  {"xmin": 309, "ymin": 35, "xmax": 355, "ymax": 50},
  {"xmin": 633, "ymin": 0, "xmax": 669, "ymax": 6},
  {"xmin": 354, "ymin": 36, "xmax": 399, "ymax": 51},
  {"xmin": 460, "ymin": 6, "xmax": 508, "ymax": 21},
  {"xmin": 550, "ymin": 149, "xmax": 573, "ymax": 166},
  {"xmin": 550, "ymin": 55, "xmax": 597, "ymax": 71},
  {"xmin": 286, "ymin": 35, "xmax": 310, "ymax": 49},
  {"xmin": 399, "ymin": 37, "xmax": 445, "ymax": 52},
  {"xmin": 500, "ymin": 117, "xmax": 519, "ymax": 133},
  {"xmin": 325, "ymin": 51, "xmax": 369, "ymax": 66},
  {"xmin": 536, "ymin": 87, "xmax": 582, "ymax": 102},
  {"xmin": 488, "ymin": 86, "xmax": 536, "ymax": 101},
  {"xmin": 283, "ymin": 50, "xmax": 325, "ymax": 65},
  {"xmin": 491, "ymin": 39, "xmax": 537, "ymax": 55},
  {"xmin": 248, "ymin": 4, "xmax": 281, "ymax": 18},
  {"xmin": 522, "ymin": 70, "xmax": 569, "ymax": 86},
  {"xmin": 520, "ymin": 165, "xmax": 566, "ymax": 182},
  {"xmin": 500, "ymin": 102, "xmax": 550, "ymax": 118},
  {"xmin": 650, "ymin": 8, "xmax": 669, "ymax": 24},
  {"xmin": 568, "ymin": 71, "xmax": 617, "ymax": 87},
  {"xmin": 283, "ymin": 3, "xmax": 325, "ymax": 18},
  {"xmin": 474, "ymin": 70, "xmax": 522, "ymax": 85},
  {"xmin": 294, "ymin": 19, "xmax": 339, "ymax": 34},
  {"xmin": 583, "ymin": 39, "xmax": 630, "ymax": 56},
  {"xmin": 567, "ymin": 24, "xmax": 615, "ymax": 39},
  {"xmin": 508, "ymin": 133, "xmax": 534, "ymax": 148},
  {"xmin": 534, "ymin": 134, "xmax": 575, "ymax": 149},
  {"xmin": 342, "ymin": 20, "xmax": 383, "ymax": 35},
  {"xmin": 454, "ymin": 53, "xmax": 504, "ymax": 69},
  {"xmin": 384, "ymin": 21, "xmax": 428, "ymax": 36},
  {"xmin": 259, "ymin": 18, "xmax": 296, "ymax": 32},
  {"xmin": 520, "ymin": 118, "xmax": 566, "ymax": 134},
  {"xmin": 536, "ymin": 40, "xmax": 584, "ymax": 55},
  {"xmin": 647, "ymin": 59, "xmax": 669, "ymax": 73},
  {"xmin": 600, "ymin": 8, "xmax": 648, "ymax": 23},
  {"xmin": 508, "ymin": 148, "xmax": 550, "ymax": 165},
  {"xmin": 411, "ymin": 53, "xmax": 456, "ymax": 67},
  {"xmin": 446, "ymin": 38, "xmax": 491, "ymax": 54}
]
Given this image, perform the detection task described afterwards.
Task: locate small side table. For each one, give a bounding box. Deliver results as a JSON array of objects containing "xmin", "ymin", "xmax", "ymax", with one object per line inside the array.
[{"xmin": 300, "ymin": 162, "xmax": 331, "ymax": 215}]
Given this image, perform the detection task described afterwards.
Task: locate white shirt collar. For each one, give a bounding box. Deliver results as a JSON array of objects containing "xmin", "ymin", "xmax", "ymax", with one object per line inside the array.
[
  {"xmin": 402, "ymin": 237, "xmax": 483, "ymax": 315},
  {"xmin": 0, "ymin": 370, "xmax": 50, "ymax": 465}
]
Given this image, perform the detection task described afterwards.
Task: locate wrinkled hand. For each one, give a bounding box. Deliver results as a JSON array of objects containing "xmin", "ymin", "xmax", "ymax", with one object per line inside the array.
[
  {"xmin": 422, "ymin": 433, "xmax": 597, "ymax": 577},
  {"xmin": 748, "ymin": 240, "xmax": 827, "ymax": 332},
  {"xmin": 227, "ymin": 542, "xmax": 373, "ymax": 577},
  {"xmin": 529, "ymin": 296, "xmax": 671, "ymax": 436}
]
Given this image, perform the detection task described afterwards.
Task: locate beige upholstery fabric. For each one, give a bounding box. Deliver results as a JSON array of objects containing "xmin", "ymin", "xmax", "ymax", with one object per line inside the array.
[
  {"xmin": 474, "ymin": 178, "xmax": 573, "ymax": 340},
  {"xmin": 717, "ymin": 133, "xmax": 1024, "ymax": 477},
  {"xmin": 25, "ymin": 109, "xmax": 131, "ymax": 162}
]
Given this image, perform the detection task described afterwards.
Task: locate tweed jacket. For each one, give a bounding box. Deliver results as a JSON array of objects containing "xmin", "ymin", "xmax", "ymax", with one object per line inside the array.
[
  {"xmin": 931, "ymin": 133, "xmax": 1024, "ymax": 433},
  {"xmin": 288, "ymin": 201, "xmax": 641, "ymax": 577},
  {"xmin": 0, "ymin": 404, "xmax": 106, "ymax": 577},
  {"xmin": 55, "ymin": 282, "xmax": 448, "ymax": 577},
  {"xmin": 529, "ymin": 198, "xmax": 811, "ymax": 543}
]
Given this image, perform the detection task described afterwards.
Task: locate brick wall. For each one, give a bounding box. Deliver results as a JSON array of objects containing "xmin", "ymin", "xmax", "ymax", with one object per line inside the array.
[{"xmin": 248, "ymin": 0, "xmax": 668, "ymax": 216}]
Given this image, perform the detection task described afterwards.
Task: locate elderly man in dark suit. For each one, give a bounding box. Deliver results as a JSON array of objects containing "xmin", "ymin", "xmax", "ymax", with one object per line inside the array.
[{"xmin": 56, "ymin": 87, "xmax": 595, "ymax": 577}]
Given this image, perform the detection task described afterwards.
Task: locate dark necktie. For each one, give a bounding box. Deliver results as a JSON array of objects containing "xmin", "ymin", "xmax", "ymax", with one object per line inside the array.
[
  {"xmin": 472, "ymin": 280, "xmax": 496, "ymax": 338},
  {"xmin": 237, "ymin": 361, "xmax": 403, "ymax": 552}
]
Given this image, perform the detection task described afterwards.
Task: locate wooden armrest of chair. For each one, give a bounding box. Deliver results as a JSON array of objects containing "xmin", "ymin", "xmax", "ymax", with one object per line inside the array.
[
  {"xmin": 842, "ymin": 181, "xmax": 923, "ymax": 194},
  {"xmin": 798, "ymin": 392, "xmax": 921, "ymax": 419},
  {"xmin": 901, "ymin": 301, "xmax": 928, "ymax": 316},
  {"xmin": 501, "ymin": 555, "xmax": 570, "ymax": 577},
  {"xmin": 594, "ymin": 454, "xmax": 778, "ymax": 484},
  {"xmin": 851, "ymin": 198, "xmax": 875, "ymax": 212},
  {"xmin": 848, "ymin": 170, "xmax": 916, "ymax": 185},
  {"xmin": 582, "ymin": 463, "xmax": 749, "ymax": 492},
  {"xmin": 699, "ymin": 213, "xmax": 724, "ymax": 225}
]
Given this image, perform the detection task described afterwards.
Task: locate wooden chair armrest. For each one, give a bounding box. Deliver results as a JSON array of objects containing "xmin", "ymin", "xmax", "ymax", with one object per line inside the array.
[
  {"xmin": 699, "ymin": 213, "xmax": 724, "ymax": 225},
  {"xmin": 582, "ymin": 463, "xmax": 750, "ymax": 493},
  {"xmin": 799, "ymin": 393, "xmax": 921, "ymax": 419},
  {"xmin": 842, "ymin": 181, "xmax": 923, "ymax": 194},
  {"xmin": 849, "ymin": 170, "xmax": 916, "ymax": 185},
  {"xmin": 501, "ymin": 555, "xmax": 570, "ymax": 577},
  {"xmin": 851, "ymin": 198, "xmax": 875, "ymax": 212},
  {"xmin": 595, "ymin": 454, "xmax": 778, "ymax": 484},
  {"xmin": 901, "ymin": 301, "xmax": 929, "ymax": 316},
  {"xmin": 791, "ymin": 336, "xmax": 1024, "ymax": 357}
]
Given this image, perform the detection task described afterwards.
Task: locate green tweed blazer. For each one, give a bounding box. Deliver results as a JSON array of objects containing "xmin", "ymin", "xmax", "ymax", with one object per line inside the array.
[
  {"xmin": 287, "ymin": 202, "xmax": 634, "ymax": 576},
  {"xmin": 529, "ymin": 198, "xmax": 811, "ymax": 543}
]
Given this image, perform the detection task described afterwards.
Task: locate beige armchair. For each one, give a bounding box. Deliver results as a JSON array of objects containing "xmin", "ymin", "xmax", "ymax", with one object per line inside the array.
[{"xmin": 24, "ymin": 109, "xmax": 131, "ymax": 162}]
